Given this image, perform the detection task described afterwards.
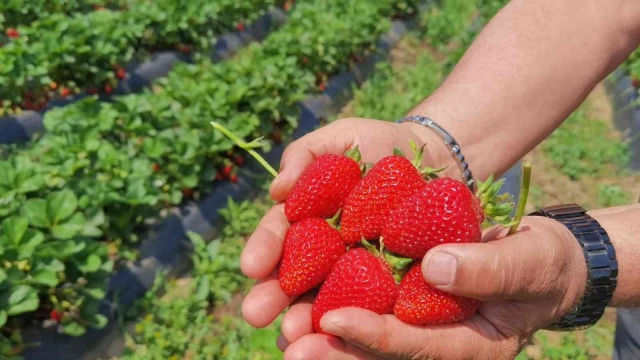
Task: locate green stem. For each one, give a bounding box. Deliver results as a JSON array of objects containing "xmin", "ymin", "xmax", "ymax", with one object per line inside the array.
[
  {"xmin": 508, "ymin": 162, "xmax": 532, "ymax": 235},
  {"xmin": 211, "ymin": 121, "xmax": 279, "ymax": 178}
]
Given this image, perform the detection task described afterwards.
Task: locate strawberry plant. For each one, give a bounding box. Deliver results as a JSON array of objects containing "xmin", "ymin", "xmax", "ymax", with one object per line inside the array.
[
  {"xmin": 0, "ymin": 1, "xmax": 130, "ymax": 29},
  {"xmin": 0, "ymin": 0, "xmax": 278, "ymax": 114}
]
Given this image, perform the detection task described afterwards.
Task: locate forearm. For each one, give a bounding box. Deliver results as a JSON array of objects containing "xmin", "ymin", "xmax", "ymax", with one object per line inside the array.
[
  {"xmin": 589, "ymin": 204, "xmax": 640, "ymax": 308},
  {"xmin": 407, "ymin": 0, "xmax": 640, "ymax": 180}
]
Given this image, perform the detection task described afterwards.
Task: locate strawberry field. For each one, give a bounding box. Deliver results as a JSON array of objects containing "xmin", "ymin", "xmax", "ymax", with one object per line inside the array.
[{"xmin": 0, "ymin": 0, "xmax": 638, "ymax": 358}]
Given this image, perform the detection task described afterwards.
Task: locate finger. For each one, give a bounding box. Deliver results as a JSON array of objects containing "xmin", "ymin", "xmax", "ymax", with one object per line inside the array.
[
  {"xmin": 319, "ymin": 308, "xmax": 510, "ymax": 360},
  {"xmin": 277, "ymin": 334, "xmax": 290, "ymax": 352},
  {"xmin": 242, "ymin": 271, "xmax": 294, "ymax": 328},
  {"xmin": 240, "ymin": 204, "xmax": 288, "ymax": 279},
  {"xmin": 283, "ymin": 333, "xmax": 381, "ymax": 360},
  {"xmin": 270, "ymin": 120, "xmax": 354, "ymax": 202},
  {"xmin": 421, "ymin": 221, "xmax": 577, "ymax": 301},
  {"xmin": 282, "ymin": 292, "xmax": 315, "ymax": 344}
]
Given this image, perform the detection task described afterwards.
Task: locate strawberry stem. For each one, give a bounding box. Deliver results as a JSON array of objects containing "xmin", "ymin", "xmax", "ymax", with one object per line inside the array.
[
  {"xmin": 327, "ymin": 209, "xmax": 342, "ymax": 229},
  {"xmin": 508, "ymin": 162, "xmax": 532, "ymax": 235},
  {"xmin": 211, "ymin": 121, "xmax": 279, "ymax": 178}
]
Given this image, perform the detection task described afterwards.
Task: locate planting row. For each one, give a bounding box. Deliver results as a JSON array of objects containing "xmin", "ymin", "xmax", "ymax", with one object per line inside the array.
[
  {"xmin": 0, "ymin": 1, "xmax": 129, "ymax": 30},
  {"xmin": 0, "ymin": 0, "xmax": 421, "ymax": 354},
  {"xmin": 0, "ymin": 0, "xmax": 280, "ymax": 114}
]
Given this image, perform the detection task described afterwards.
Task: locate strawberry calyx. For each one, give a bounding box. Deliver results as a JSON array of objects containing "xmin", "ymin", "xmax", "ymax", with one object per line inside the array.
[
  {"xmin": 393, "ymin": 140, "xmax": 447, "ymax": 180},
  {"xmin": 361, "ymin": 238, "xmax": 413, "ymax": 283},
  {"xmin": 326, "ymin": 209, "xmax": 342, "ymax": 229},
  {"xmin": 476, "ymin": 174, "xmax": 514, "ymax": 226},
  {"xmin": 344, "ymin": 146, "xmax": 366, "ymax": 174}
]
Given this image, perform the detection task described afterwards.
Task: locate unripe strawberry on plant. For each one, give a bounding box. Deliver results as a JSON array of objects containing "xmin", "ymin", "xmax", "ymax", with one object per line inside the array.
[
  {"xmin": 340, "ymin": 144, "xmax": 436, "ymax": 245},
  {"xmin": 279, "ymin": 217, "xmax": 346, "ymax": 297},
  {"xmin": 311, "ymin": 246, "xmax": 402, "ymax": 334},
  {"xmin": 394, "ymin": 264, "xmax": 480, "ymax": 325},
  {"xmin": 284, "ymin": 148, "xmax": 362, "ymax": 223},
  {"xmin": 382, "ymin": 176, "xmax": 514, "ymax": 259}
]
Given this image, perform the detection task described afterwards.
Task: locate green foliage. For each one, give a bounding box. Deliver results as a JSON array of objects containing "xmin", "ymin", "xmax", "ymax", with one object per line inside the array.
[
  {"xmin": 597, "ymin": 185, "xmax": 631, "ymax": 207},
  {"xmin": 351, "ymin": 52, "xmax": 444, "ymax": 120},
  {"xmin": 541, "ymin": 110, "xmax": 630, "ymax": 180},
  {"xmin": 421, "ymin": 0, "xmax": 475, "ymax": 49},
  {"xmin": 121, "ymin": 198, "xmax": 280, "ymax": 360},
  {"xmin": 0, "ymin": 0, "xmax": 277, "ymax": 114}
]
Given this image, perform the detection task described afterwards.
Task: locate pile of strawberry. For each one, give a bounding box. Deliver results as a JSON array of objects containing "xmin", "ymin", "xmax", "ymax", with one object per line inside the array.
[{"xmin": 278, "ymin": 143, "xmax": 514, "ymax": 333}]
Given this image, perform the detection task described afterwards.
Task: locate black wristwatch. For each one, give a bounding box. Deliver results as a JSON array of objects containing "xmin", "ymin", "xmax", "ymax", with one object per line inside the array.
[{"xmin": 529, "ymin": 204, "xmax": 618, "ymax": 331}]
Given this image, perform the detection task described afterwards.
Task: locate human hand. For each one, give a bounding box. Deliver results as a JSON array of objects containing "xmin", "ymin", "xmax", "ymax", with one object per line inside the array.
[
  {"xmin": 277, "ymin": 216, "xmax": 588, "ymax": 360},
  {"xmin": 239, "ymin": 118, "xmax": 452, "ymax": 333}
]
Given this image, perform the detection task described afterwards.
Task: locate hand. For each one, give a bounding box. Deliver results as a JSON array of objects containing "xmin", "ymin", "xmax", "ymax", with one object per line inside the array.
[
  {"xmin": 279, "ymin": 216, "xmax": 588, "ymax": 360},
  {"xmin": 239, "ymin": 118, "xmax": 451, "ymax": 334}
]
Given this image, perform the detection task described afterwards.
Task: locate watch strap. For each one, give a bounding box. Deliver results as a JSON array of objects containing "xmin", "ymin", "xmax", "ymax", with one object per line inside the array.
[{"xmin": 529, "ymin": 204, "xmax": 618, "ymax": 331}]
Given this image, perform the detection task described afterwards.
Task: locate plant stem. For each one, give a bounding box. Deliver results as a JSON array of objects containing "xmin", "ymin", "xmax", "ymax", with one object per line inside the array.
[
  {"xmin": 508, "ymin": 162, "xmax": 532, "ymax": 235},
  {"xmin": 211, "ymin": 121, "xmax": 278, "ymax": 178}
]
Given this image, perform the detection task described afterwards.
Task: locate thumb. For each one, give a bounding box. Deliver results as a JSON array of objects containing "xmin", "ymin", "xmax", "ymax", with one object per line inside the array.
[
  {"xmin": 420, "ymin": 219, "xmax": 582, "ymax": 301},
  {"xmin": 269, "ymin": 120, "xmax": 354, "ymax": 202}
]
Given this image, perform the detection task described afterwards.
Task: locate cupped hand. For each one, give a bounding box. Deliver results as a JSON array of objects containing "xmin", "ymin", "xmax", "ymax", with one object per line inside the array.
[
  {"xmin": 239, "ymin": 118, "xmax": 450, "ymax": 329},
  {"xmin": 280, "ymin": 216, "xmax": 588, "ymax": 360}
]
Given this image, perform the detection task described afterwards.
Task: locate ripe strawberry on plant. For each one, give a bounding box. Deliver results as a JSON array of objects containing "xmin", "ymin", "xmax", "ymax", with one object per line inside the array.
[
  {"xmin": 382, "ymin": 176, "xmax": 514, "ymax": 259},
  {"xmin": 394, "ymin": 264, "xmax": 480, "ymax": 325},
  {"xmin": 5, "ymin": 28, "xmax": 19, "ymax": 39},
  {"xmin": 340, "ymin": 144, "xmax": 436, "ymax": 245},
  {"xmin": 285, "ymin": 148, "xmax": 362, "ymax": 223},
  {"xmin": 311, "ymin": 245, "xmax": 404, "ymax": 335},
  {"xmin": 279, "ymin": 217, "xmax": 346, "ymax": 297},
  {"xmin": 632, "ymin": 76, "xmax": 640, "ymax": 89}
]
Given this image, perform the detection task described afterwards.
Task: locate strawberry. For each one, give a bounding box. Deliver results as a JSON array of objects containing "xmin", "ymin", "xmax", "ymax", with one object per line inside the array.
[
  {"xmin": 5, "ymin": 28, "xmax": 19, "ymax": 39},
  {"xmin": 284, "ymin": 148, "xmax": 362, "ymax": 223},
  {"xmin": 215, "ymin": 171, "xmax": 224, "ymax": 181},
  {"xmin": 236, "ymin": 23, "xmax": 245, "ymax": 31},
  {"xmin": 50, "ymin": 309, "xmax": 63, "ymax": 323},
  {"xmin": 182, "ymin": 188, "xmax": 193, "ymax": 198},
  {"xmin": 312, "ymin": 247, "xmax": 399, "ymax": 334},
  {"xmin": 104, "ymin": 84, "xmax": 113, "ymax": 94},
  {"xmin": 88, "ymin": 87, "xmax": 98, "ymax": 95},
  {"xmin": 394, "ymin": 264, "xmax": 480, "ymax": 324},
  {"xmin": 340, "ymin": 146, "xmax": 430, "ymax": 245},
  {"xmin": 318, "ymin": 83, "xmax": 326, "ymax": 92},
  {"xmin": 279, "ymin": 217, "xmax": 346, "ymax": 296},
  {"xmin": 151, "ymin": 163, "xmax": 160, "ymax": 172},
  {"xmin": 60, "ymin": 87, "xmax": 70, "ymax": 98},
  {"xmin": 222, "ymin": 164, "xmax": 233, "ymax": 177},
  {"xmin": 382, "ymin": 176, "xmax": 513, "ymax": 259},
  {"xmin": 116, "ymin": 67, "xmax": 126, "ymax": 80},
  {"xmin": 230, "ymin": 174, "xmax": 238, "ymax": 183},
  {"xmin": 233, "ymin": 155, "xmax": 245, "ymax": 166},
  {"xmin": 632, "ymin": 76, "xmax": 640, "ymax": 89}
]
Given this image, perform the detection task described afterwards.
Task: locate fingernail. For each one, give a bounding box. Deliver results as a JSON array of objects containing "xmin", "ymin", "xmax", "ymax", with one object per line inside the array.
[{"xmin": 423, "ymin": 252, "xmax": 457, "ymax": 286}]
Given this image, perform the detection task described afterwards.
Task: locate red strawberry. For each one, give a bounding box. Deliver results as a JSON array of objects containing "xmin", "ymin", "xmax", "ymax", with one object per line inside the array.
[
  {"xmin": 5, "ymin": 28, "xmax": 19, "ymax": 39},
  {"xmin": 383, "ymin": 176, "xmax": 513, "ymax": 259},
  {"xmin": 151, "ymin": 163, "xmax": 160, "ymax": 172},
  {"xmin": 233, "ymin": 155, "xmax": 245, "ymax": 166},
  {"xmin": 318, "ymin": 83, "xmax": 326, "ymax": 92},
  {"xmin": 285, "ymin": 149, "xmax": 362, "ymax": 223},
  {"xmin": 394, "ymin": 264, "xmax": 480, "ymax": 324},
  {"xmin": 104, "ymin": 84, "xmax": 113, "ymax": 94},
  {"xmin": 215, "ymin": 172, "xmax": 224, "ymax": 181},
  {"xmin": 116, "ymin": 67, "xmax": 126, "ymax": 80},
  {"xmin": 340, "ymin": 153, "xmax": 426, "ymax": 245},
  {"xmin": 279, "ymin": 218, "xmax": 346, "ymax": 296},
  {"xmin": 312, "ymin": 247, "xmax": 398, "ymax": 334},
  {"xmin": 50, "ymin": 309, "xmax": 63, "ymax": 323},
  {"xmin": 88, "ymin": 87, "xmax": 99, "ymax": 95},
  {"xmin": 182, "ymin": 188, "xmax": 193, "ymax": 198},
  {"xmin": 60, "ymin": 87, "xmax": 70, "ymax": 98},
  {"xmin": 230, "ymin": 174, "xmax": 238, "ymax": 183},
  {"xmin": 222, "ymin": 164, "xmax": 233, "ymax": 177},
  {"xmin": 236, "ymin": 23, "xmax": 245, "ymax": 31},
  {"xmin": 632, "ymin": 76, "xmax": 640, "ymax": 89}
]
